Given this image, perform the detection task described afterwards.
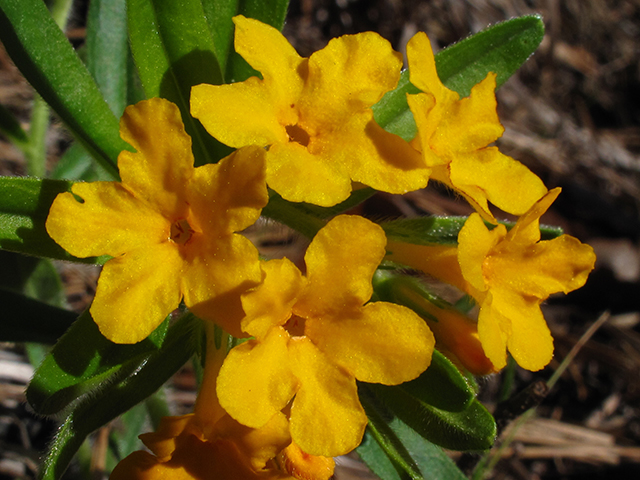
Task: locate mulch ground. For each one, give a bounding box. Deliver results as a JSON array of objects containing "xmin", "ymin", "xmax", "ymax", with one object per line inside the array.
[{"xmin": 2, "ymin": 1, "xmax": 640, "ymax": 479}]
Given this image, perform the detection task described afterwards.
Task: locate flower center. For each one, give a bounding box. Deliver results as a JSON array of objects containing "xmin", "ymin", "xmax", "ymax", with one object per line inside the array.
[
  {"xmin": 170, "ymin": 218, "xmax": 195, "ymax": 245},
  {"xmin": 286, "ymin": 124, "xmax": 311, "ymax": 147},
  {"xmin": 284, "ymin": 314, "xmax": 306, "ymax": 338}
]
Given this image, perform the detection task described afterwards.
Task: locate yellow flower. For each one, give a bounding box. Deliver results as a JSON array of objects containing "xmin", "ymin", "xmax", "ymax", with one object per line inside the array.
[
  {"xmin": 388, "ymin": 188, "xmax": 596, "ymax": 371},
  {"xmin": 216, "ymin": 215, "xmax": 435, "ymax": 457},
  {"xmin": 46, "ymin": 98, "xmax": 268, "ymax": 343},
  {"xmin": 110, "ymin": 413, "xmax": 293, "ymax": 480},
  {"xmin": 406, "ymin": 32, "xmax": 547, "ymax": 222},
  {"xmin": 111, "ymin": 324, "xmax": 332, "ymax": 480},
  {"xmin": 191, "ymin": 16, "xmax": 429, "ymax": 207}
]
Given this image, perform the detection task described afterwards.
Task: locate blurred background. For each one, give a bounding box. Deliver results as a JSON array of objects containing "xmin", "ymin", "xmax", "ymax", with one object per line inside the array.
[{"xmin": 1, "ymin": 0, "xmax": 640, "ymax": 479}]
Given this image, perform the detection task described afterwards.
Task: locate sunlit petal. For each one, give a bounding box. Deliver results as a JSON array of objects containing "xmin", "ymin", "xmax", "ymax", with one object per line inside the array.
[
  {"xmin": 288, "ymin": 337, "xmax": 367, "ymax": 457},
  {"xmin": 188, "ymin": 146, "xmax": 268, "ymax": 235},
  {"xmin": 118, "ymin": 98, "xmax": 193, "ymax": 219},
  {"xmin": 305, "ymin": 302, "xmax": 434, "ymax": 384},
  {"xmin": 241, "ymin": 258, "xmax": 306, "ymax": 339},
  {"xmin": 182, "ymin": 233, "xmax": 262, "ymax": 338},
  {"xmin": 295, "ymin": 215, "xmax": 386, "ymax": 317},
  {"xmin": 300, "ymin": 31, "xmax": 401, "ymax": 129},
  {"xmin": 91, "ymin": 242, "xmax": 182, "ymax": 344},
  {"xmin": 46, "ymin": 182, "xmax": 168, "ymax": 258},
  {"xmin": 266, "ymin": 142, "xmax": 352, "ymax": 207},
  {"xmin": 191, "ymin": 79, "xmax": 288, "ymax": 148},
  {"xmin": 217, "ymin": 328, "xmax": 297, "ymax": 429}
]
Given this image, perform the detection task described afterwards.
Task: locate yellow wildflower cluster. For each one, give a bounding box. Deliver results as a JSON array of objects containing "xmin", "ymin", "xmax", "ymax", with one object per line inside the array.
[{"xmin": 45, "ymin": 15, "xmax": 595, "ymax": 480}]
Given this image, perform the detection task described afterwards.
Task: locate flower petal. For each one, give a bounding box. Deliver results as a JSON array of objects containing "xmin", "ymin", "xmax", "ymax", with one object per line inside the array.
[
  {"xmin": 506, "ymin": 188, "xmax": 561, "ymax": 246},
  {"xmin": 300, "ymin": 32, "xmax": 401, "ymax": 130},
  {"xmin": 182, "ymin": 233, "xmax": 262, "ymax": 338},
  {"xmin": 191, "ymin": 79, "xmax": 288, "ymax": 148},
  {"xmin": 448, "ymin": 147, "xmax": 547, "ymax": 220},
  {"xmin": 279, "ymin": 442, "xmax": 335, "ymax": 480},
  {"xmin": 385, "ymin": 241, "xmax": 467, "ymax": 292},
  {"xmin": 91, "ymin": 242, "xmax": 183, "ymax": 344},
  {"xmin": 241, "ymin": 258, "xmax": 306, "ymax": 339},
  {"xmin": 288, "ymin": 337, "xmax": 367, "ymax": 457},
  {"xmin": 407, "ymin": 92, "xmax": 449, "ymax": 167},
  {"xmin": 232, "ymin": 15, "xmax": 305, "ymax": 110},
  {"xmin": 477, "ymin": 292, "xmax": 510, "ymax": 370},
  {"xmin": 140, "ymin": 415, "xmax": 194, "ymax": 461},
  {"xmin": 217, "ymin": 328, "xmax": 297, "ymax": 429},
  {"xmin": 188, "ymin": 146, "xmax": 268, "ymax": 236},
  {"xmin": 118, "ymin": 98, "xmax": 193, "ymax": 219},
  {"xmin": 46, "ymin": 182, "xmax": 168, "ymax": 258},
  {"xmin": 487, "ymin": 234, "xmax": 596, "ymax": 300},
  {"xmin": 430, "ymin": 73, "xmax": 504, "ymax": 156},
  {"xmin": 406, "ymin": 32, "xmax": 449, "ymax": 103},
  {"xmin": 458, "ymin": 213, "xmax": 506, "ymax": 294},
  {"xmin": 266, "ymin": 142, "xmax": 352, "ymax": 206},
  {"xmin": 320, "ymin": 115, "xmax": 430, "ymax": 195},
  {"xmin": 490, "ymin": 288, "xmax": 554, "ymax": 371},
  {"xmin": 305, "ymin": 302, "xmax": 434, "ymax": 384},
  {"xmin": 215, "ymin": 412, "xmax": 291, "ymax": 472},
  {"xmin": 295, "ymin": 216, "xmax": 386, "ymax": 317}
]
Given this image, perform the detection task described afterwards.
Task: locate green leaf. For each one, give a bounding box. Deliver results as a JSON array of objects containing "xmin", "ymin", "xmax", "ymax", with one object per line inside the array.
[
  {"xmin": 0, "ymin": 0, "xmax": 124, "ymax": 178},
  {"xmin": 383, "ymin": 216, "xmax": 467, "ymax": 246},
  {"xmin": 437, "ymin": 15, "xmax": 545, "ymax": 97},
  {"xmin": 357, "ymin": 430, "xmax": 405, "ymax": 480},
  {"xmin": 0, "ymin": 176, "xmax": 107, "ymax": 263},
  {"xmin": 0, "ymin": 288, "xmax": 75, "ymax": 344},
  {"xmin": 382, "ymin": 215, "xmax": 563, "ymax": 248},
  {"xmin": 371, "ymin": 383, "xmax": 497, "ymax": 451},
  {"xmin": 38, "ymin": 313, "xmax": 201, "ymax": 480},
  {"xmin": 86, "ymin": 0, "xmax": 129, "ymax": 118},
  {"xmin": 359, "ymin": 385, "xmax": 468, "ymax": 480},
  {"xmin": 51, "ymin": 142, "xmax": 113, "ymax": 181},
  {"xmin": 127, "ymin": 0, "xmax": 229, "ymax": 165},
  {"xmin": 399, "ymin": 350, "xmax": 476, "ymax": 412},
  {"xmin": 373, "ymin": 15, "xmax": 545, "ymax": 141},
  {"xmin": 222, "ymin": 0, "xmax": 289, "ymax": 83},
  {"xmin": 26, "ymin": 310, "xmax": 168, "ymax": 416}
]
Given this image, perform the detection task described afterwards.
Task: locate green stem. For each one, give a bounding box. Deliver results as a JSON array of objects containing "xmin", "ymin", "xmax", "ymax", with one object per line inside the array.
[
  {"xmin": 48, "ymin": 0, "xmax": 74, "ymax": 28},
  {"xmin": 25, "ymin": 94, "xmax": 49, "ymax": 177}
]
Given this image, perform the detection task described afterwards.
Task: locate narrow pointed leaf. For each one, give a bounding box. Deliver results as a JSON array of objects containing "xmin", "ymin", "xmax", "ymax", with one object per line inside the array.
[
  {"xmin": 127, "ymin": 0, "xmax": 228, "ymax": 165},
  {"xmin": 398, "ymin": 350, "xmax": 476, "ymax": 412},
  {"xmin": 26, "ymin": 311, "xmax": 168, "ymax": 416},
  {"xmin": 0, "ymin": 0, "xmax": 124, "ymax": 177},
  {"xmin": 371, "ymin": 383, "xmax": 497, "ymax": 451},
  {"xmin": 51, "ymin": 143, "xmax": 114, "ymax": 181},
  {"xmin": 373, "ymin": 15, "xmax": 545, "ymax": 140},
  {"xmin": 359, "ymin": 385, "xmax": 468, "ymax": 480},
  {"xmin": 382, "ymin": 215, "xmax": 563, "ymax": 247},
  {"xmin": 38, "ymin": 313, "xmax": 201, "ymax": 480},
  {"xmin": 86, "ymin": 0, "xmax": 129, "ymax": 118}
]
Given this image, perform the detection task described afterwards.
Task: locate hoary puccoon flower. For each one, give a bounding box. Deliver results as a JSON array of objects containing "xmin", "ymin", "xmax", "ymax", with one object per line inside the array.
[
  {"xmin": 216, "ymin": 215, "xmax": 435, "ymax": 457},
  {"xmin": 406, "ymin": 31, "xmax": 548, "ymax": 222},
  {"xmin": 46, "ymin": 98, "xmax": 268, "ymax": 343},
  {"xmin": 191, "ymin": 15, "xmax": 429, "ymax": 207},
  {"xmin": 387, "ymin": 188, "xmax": 596, "ymax": 371},
  {"xmin": 111, "ymin": 324, "xmax": 335, "ymax": 480}
]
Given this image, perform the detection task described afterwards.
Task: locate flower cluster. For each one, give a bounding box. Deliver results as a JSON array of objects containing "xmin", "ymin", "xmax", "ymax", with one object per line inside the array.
[{"xmin": 45, "ymin": 15, "xmax": 595, "ymax": 480}]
